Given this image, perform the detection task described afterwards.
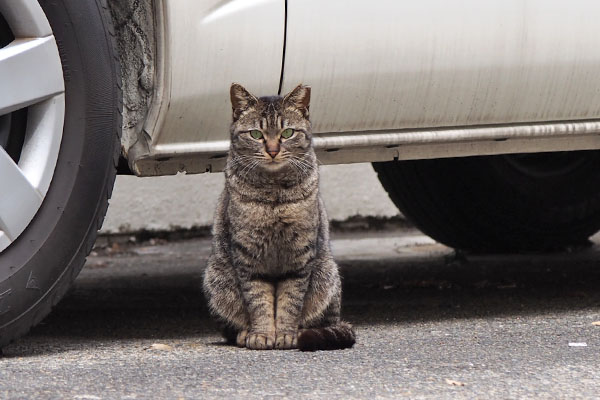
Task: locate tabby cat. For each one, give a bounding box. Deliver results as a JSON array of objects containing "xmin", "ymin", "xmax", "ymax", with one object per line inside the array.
[{"xmin": 202, "ymin": 83, "xmax": 355, "ymax": 351}]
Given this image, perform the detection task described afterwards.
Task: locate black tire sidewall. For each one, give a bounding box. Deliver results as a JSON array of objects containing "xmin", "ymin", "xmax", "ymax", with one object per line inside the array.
[{"xmin": 0, "ymin": 0, "xmax": 120, "ymax": 345}]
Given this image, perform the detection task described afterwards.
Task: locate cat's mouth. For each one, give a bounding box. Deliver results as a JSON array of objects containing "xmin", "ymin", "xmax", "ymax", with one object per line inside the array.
[
  {"xmin": 259, "ymin": 154, "xmax": 293, "ymax": 172},
  {"xmin": 263, "ymin": 158, "xmax": 287, "ymax": 170}
]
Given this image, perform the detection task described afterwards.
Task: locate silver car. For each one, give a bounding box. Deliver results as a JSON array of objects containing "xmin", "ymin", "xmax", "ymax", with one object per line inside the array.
[{"xmin": 2, "ymin": 0, "xmax": 600, "ymax": 346}]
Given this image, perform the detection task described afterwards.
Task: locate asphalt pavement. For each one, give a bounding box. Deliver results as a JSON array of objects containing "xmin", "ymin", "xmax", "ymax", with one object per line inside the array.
[{"xmin": 1, "ymin": 228, "xmax": 600, "ymax": 399}]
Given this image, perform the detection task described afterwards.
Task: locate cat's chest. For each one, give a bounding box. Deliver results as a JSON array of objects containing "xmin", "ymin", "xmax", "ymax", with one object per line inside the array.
[
  {"xmin": 229, "ymin": 198, "xmax": 318, "ymax": 270},
  {"xmin": 234, "ymin": 200, "xmax": 315, "ymax": 236}
]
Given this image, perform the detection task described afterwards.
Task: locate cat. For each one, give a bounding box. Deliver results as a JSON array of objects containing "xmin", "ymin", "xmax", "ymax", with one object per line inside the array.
[{"xmin": 202, "ymin": 83, "xmax": 355, "ymax": 351}]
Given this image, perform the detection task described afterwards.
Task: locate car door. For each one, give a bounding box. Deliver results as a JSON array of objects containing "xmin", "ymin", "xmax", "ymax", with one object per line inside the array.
[{"xmin": 282, "ymin": 0, "xmax": 600, "ymax": 134}]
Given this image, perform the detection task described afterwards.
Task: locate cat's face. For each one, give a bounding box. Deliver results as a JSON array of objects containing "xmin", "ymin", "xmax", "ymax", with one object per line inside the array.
[{"xmin": 228, "ymin": 83, "xmax": 312, "ymax": 175}]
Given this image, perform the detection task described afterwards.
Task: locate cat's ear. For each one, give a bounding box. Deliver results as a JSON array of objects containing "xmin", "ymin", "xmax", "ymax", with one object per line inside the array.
[
  {"xmin": 283, "ymin": 84, "xmax": 311, "ymax": 118},
  {"xmin": 230, "ymin": 83, "xmax": 258, "ymax": 121}
]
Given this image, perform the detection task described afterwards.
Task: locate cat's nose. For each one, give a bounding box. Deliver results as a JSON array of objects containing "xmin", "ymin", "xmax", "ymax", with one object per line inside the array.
[{"xmin": 266, "ymin": 140, "xmax": 280, "ymax": 158}]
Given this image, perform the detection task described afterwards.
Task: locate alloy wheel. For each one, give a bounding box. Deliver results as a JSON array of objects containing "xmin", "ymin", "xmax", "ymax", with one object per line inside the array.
[{"xmin": 0, "ymin": 0, "xmax": 65, "ymax": 252}]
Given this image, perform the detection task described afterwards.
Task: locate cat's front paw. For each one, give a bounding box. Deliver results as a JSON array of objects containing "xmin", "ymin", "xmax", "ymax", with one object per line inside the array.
[
  {"xmin": 275, "ymin": 331, "xmax": 298, "ymax": 350},
  {"xmin": 246, "ymin": 332, "xmax": 275, "ymax": 350}
]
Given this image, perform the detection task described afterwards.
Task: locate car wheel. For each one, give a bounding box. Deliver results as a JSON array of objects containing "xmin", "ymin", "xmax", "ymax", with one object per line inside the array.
[
  {"xmin": 373, "ymin": 151, "xmax": 600, "ymax": 252},
  {"xmin": 0, "ymin": 0, "xmax": 121, "ymax": 348}
]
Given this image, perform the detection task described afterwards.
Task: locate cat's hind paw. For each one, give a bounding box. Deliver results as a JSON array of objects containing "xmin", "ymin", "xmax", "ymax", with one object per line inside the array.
[
  {"xmin": 246, "ymin": 332, "xmax": 275, "ymax": 350},
  {"xmin": 235, "ymin": 330, "xmax": 248, "ymax": 347}
]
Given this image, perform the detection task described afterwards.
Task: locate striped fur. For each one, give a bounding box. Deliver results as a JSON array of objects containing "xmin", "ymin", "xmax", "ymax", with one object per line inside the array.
[{"xmin": 203, "ymin": 83, "xmax": 355, "ymax": 351}]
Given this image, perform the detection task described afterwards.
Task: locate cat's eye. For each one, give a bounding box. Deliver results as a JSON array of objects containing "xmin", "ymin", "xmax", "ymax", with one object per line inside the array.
[
  {"xmin": 281, "ymin": 128, "xmax": 294, "ymax": 139},
  {"xmin": 250, "ymin": 130, "xmax": 263, "ymax": 140}
]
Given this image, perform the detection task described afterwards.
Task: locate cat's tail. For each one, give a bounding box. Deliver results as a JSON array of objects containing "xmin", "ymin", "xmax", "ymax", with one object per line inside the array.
[{"xmin": 297, "ymin": 322, "xmax": 356, "ymax": 351}]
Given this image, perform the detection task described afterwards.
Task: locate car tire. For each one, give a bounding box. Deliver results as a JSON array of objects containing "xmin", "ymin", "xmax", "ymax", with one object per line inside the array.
[
  {"xmin": 0, "ymin": 0, "xmax": 121, "ymax": 348},
  {"xmin": 373, "ymin": 151, "xmax": 600, "ymax": 252}
]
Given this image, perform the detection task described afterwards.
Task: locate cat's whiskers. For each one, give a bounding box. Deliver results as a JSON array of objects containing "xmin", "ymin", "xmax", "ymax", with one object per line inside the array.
[
  {"xmin": 237, "ymin": 157, "xmax": 256, "ymax": 175},
  {"xmin": 229, "ymin": 154, "xmax": 262, "ymax": 171},
  {"xmin": 287, "ymin": 158, "xmax": 304, "ymax": 177},
  {"xmin": 229, "ymin": 154, "xmax": 254, "ymax": 165},
  {"xmin": 245, "ymin": 161, "xmax": 261, "ymax": 180},
  {"xmin": 239, "ymin": 159, "xmax": 261, "ymax": 181},
  {"xmin": 295, "ymin": 151, "xmax": 322, "ymax": 166},
  {"xmin": 288, "ymin": 157, "xmax": 313, "ymax": 178},
  {"xmin": 289, "ymin": 155, "xmax": 315, "ymax": 173},
  {"xmin": 229, "ymin": 156, "xmax": 255, "ymax": 179}
]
